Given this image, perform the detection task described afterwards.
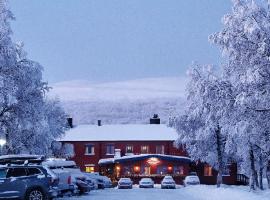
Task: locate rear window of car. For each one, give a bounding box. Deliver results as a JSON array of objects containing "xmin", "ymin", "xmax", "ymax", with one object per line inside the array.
[
  {"xmin": 6, "ymin": 168, "xmax": 27, "ymax": 178},
  {"xmin": 27, "ymin": 168, "xmax": 42, "ymax": 176},
  {"xmin": 0, "ymin": 169, "xmax": 7, "ymax": 178}
]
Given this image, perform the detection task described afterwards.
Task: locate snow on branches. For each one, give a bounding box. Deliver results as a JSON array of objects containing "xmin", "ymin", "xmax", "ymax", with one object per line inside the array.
[
  {"xmin": 0, "ymin": 0, "xmax": 67, "ymax": 155},
  {"xmin": 173, "ymin": 0, "xmax": 270, "ymax": 190}
]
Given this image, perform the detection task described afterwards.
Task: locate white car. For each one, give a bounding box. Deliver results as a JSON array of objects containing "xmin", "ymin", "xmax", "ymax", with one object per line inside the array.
[
  {"xmin": 161, "ymin": 176, "xmax": 176, "ymax": 189},
  {"xmin": 139, "ymin": 178, "xmax": 154, "ymax": 188},
  {"xmin": 184, "ymin": 174, "xmax": 200, "ymax": 186},
  {"xmin": 118, "ymin": 178, "xmax": 133, "ymax": 189}
]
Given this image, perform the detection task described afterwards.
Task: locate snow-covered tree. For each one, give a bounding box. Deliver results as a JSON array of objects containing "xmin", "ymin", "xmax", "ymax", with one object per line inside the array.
[
  {"xmin": 171, "ymin": 64, "xmax": 234, "ymax": 187},
  {"xmin": 209, "ymin": 0, "xmax": 270, "ymax": 190},
  {"xmin": 51, "ymin": 141, "xmax": 74, "ymax": 159},
  {"xmin": 0, "ymin": 0, "xmax": 67, "ymax": 155}
]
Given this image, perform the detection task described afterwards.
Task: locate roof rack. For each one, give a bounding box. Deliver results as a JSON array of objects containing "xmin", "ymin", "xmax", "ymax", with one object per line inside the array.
[{"xmin": 0, "ymin": 154, "xmax": 45, "ymax": 165}]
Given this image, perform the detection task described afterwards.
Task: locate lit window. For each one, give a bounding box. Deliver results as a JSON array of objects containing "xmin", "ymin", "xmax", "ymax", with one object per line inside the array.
[
  {"xmin": 174, "ymin": 166, "xmax": 184, "ymax": 175},
  {"xmin": 156, "ymin": 145, "xmax": 165, "ymax": 154},
  {"xmin": 141, "ymin": 145, "xmax": 149, "ymax": 154},
  {"xmin": 85, "ymin": 166, "xmax": 95, "ymax": 173},
  {"xmin": 106, "ymin": 144, "xmax": 115, "ymax": 155},
  {"xmin": 85, "ymin": 144, "xmax": 94, "ymax": 155},
  {"xmin": 126, "ymin": 145, "xmax": 133, "ymax": 154},
  {"xmin": 204, "ymin": 165, "xmax": 213, "ymax": 176}
]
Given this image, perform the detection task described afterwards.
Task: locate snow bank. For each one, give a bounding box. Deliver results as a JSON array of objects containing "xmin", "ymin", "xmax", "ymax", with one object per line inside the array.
[{"xmin": 185, "ymin": 185, "xmax": 270, "ymax": 200}]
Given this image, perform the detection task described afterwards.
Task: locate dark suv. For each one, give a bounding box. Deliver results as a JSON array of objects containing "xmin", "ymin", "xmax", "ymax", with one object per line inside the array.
[{"xmin": 0, "ymin": 165, "xmax": 59, "ymax": 200}]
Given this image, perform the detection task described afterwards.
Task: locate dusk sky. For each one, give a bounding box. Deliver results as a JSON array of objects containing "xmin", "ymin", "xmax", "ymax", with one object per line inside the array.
[{"xmin": 9, "ymin": 0, "xmax": 231, "ymax": 83}]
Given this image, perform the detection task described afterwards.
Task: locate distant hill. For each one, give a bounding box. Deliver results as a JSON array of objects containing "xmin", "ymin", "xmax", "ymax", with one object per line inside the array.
[{"xmin": 48, "ymin": 77, "xmax": 187, "ymax": 125}]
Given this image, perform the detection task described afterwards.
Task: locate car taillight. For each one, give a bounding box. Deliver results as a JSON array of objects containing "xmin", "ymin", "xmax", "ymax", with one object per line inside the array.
[{"xmin": 67, "ymin": 176, "xmax": 71, "ymax": 184}]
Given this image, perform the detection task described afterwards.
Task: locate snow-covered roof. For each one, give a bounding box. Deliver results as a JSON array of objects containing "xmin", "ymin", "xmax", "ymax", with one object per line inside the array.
[
  {"xmin": 59, "ymin": 124, "xmax": 178, "ymax": 142},
  {"xmin": 98, "ymin": 154, "xmax": 191, "ymax": 165}
]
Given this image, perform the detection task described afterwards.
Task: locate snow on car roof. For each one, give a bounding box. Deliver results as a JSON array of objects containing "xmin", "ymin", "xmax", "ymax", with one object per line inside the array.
[
  {"xmin": 42, "ymin": 159, "xmax": 76, "ymax": 167},
  {"xmin": 59, "ymin": 124, "xmax": 178, "ymax": 141}
]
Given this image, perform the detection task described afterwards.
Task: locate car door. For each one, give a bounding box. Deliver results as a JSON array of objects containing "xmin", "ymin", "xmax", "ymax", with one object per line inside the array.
[
  {"xmin": 0, "ymin": 167, "xmax": 12, "ymax": 199},
  {"xmin": 26, "ymin": 167, "xmax": 47, "ymax": 188},
  {"xmin": 0, "ymin": 167, "xmax": 27, "ymax": 199}
]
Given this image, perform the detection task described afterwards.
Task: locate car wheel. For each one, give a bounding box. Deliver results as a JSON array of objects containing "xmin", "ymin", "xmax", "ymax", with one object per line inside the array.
[{"xmin": 25, "ymin": 188, "xmax": 46, "ymax": 200}]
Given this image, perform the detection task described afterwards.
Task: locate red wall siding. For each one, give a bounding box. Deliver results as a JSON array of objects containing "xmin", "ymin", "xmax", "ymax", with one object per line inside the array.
[{"xmin": 62, "ymin": 140, "xmax": 186, "ymax": 172}]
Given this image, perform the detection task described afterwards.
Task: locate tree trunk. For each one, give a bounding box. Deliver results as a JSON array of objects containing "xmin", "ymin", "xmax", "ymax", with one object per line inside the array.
[
  {"xmin": 216, "ymin": 125, "xmax": 223, "ymax": 188},
  {"xmin": 255, "ymin": 171, "xmax": 259, "ymax": 188},
  {"xmin": 258, "ymin": 155, "xmax": 264, "ymax": 190},
  {"xmin": 267, "ymin": 161, "xmax": 270, "ymax": 189},
  {"xmin": 249, "ymin": 147, "xmax": 257, "ymax": 191}
]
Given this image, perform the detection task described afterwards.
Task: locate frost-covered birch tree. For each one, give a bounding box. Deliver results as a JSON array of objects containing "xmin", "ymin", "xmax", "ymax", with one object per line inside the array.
[
  {"xmin": 210, "ymin": 0, "xmax": 270, "ymax": 190},
  {"xmin": 0, "ymin": 0, "xmax": 67, "ymax": 155},
  {"xmin": 171, "ymin": 64, "xmax": 234, "ymax": 187}
]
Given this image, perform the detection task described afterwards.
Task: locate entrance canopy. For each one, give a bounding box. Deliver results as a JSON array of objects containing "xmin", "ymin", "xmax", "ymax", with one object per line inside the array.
[{"xmin": 98, "ymin": 154, "xmax": 191, "ymax": 166}]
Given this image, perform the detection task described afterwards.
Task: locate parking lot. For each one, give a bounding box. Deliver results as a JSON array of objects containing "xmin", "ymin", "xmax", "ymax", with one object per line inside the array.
[
  {"xmin": 59, "ymin": 185, "xmax": 192, "ymax": 200},
  {"xmin": 58, "ymin": 185, "xmax": 269, "ymax": 200}
]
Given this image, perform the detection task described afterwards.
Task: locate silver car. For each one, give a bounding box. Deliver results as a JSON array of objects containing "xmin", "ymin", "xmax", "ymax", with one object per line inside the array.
[
  {"xmin": 161, "ymin": 176, "xmax": 176, "ymax": 189},
  {"xmin": 139, "ymin": 178, "xmax": 154, "ymax": 188},
  {"xmin": 118, "ymin": 178, "xmax": 133, "ymax": 189},
  {"xmin": 183, "ymin": 175, "xmax": 200, "ymax": 186}
]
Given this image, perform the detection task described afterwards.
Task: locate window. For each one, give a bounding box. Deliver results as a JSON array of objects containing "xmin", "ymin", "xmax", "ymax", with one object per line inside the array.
[
  {"xmin": 126, "ymin": 145, "xmax": 133, "ymax": 154},
  {"xmin": 6, "ymin": 168, "xmax": 27, "ymax": 178},
  {"xmin": 106, "ymin": 144, "xmax": 115, "ymax": 155},
  {"xmin": 174, "ymin": 166, "xmax": 184, "ymax": 175},
  {"xmin": 27, "ymin": 168, "xmax": 42, "ymax": 176},
  {"xmin": 222, "ymin": 164, "xmax": 231, "ymax": 176},
  {"xmin": 0, "ymin": 169, "xmax": 7, "ymax": 178},
  {"xmin": 141, "ymin": 145, "xmax": 149, "ymax": 154},
  {"xmin": 85, "ymin": 144, "xmax": 95, "ymax": 155},
  {"xmin": 156, "ymin": 145, "xmax": 165, "ymax": 154},
  {"xmin": 204, "ymin": 165, "xmax": 213, "ymax": 176},
  {"xmin": 85, "ymin": 166, "xmax": 95, "ymax": 173}
]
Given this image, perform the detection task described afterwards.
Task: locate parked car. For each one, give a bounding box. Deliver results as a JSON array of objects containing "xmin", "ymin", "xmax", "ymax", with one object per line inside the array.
[
  {"xmin": 118, "ymin": 178, "xmax": 133, "ymax": 189},
  {"xmin": 102, "ymin": 176, "xmax": 113, "ymax": 188},
  {"xmin": 42, "ymin": 159, "xmax": 77, "ymax": 196},
  {"xmin": 84, "ymin": 173, "xmax": 105, "ymax": 189},
  {"xmin": 184, "ymin": 173, "xmax": 200, "ymax": 186},
  {"xmin": 73, "ymin": 176, "xmax": 91, "ymax": 195},
  {"xmin": 139, "ymin": 178, "xmax": 154, "ymax": 188},
  {"xmin": 161, "ymin": 176, "xmax": 176, "ymax": 189},
  {"xmin": 0, "ymin": 165, "xmax": 59, "ymax": 200},
  {"xmin": 84, "ymin": 177, "xmax": 97, "ymax": 190},
  {"xmin": 49, "ymin": 160, "xmax": 91, "ymax": 195}
]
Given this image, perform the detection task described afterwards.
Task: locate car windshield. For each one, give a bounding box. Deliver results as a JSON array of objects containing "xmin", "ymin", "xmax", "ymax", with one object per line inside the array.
[
  {"xmin": 0, "ymin": 168, "xmax": 6, "ymax": 179},
  {"xmin": 164, "ymin": 177, "xmax": 173, "ymax": 180},
  {"xmin": 187, "ymin": 176, "xmax": 199, "ymax": 181},
  {"xmin": 141, "ymin": 178, "xmax": 151, "ymax": 182},
  {"xmin": 120, "ymin": 178, "xmax": 130, "ymax": 182}
]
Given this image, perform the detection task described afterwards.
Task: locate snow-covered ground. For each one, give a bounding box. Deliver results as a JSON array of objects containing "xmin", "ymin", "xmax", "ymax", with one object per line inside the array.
[{"xmin": 58, "ymin": 185, "xmax": 270, "ymax": 200}]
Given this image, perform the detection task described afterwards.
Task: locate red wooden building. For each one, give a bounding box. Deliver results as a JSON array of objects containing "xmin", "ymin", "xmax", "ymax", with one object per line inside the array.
[{"xmin": 59, "ymin": 117, "xmax": 244, "ymax": 185}]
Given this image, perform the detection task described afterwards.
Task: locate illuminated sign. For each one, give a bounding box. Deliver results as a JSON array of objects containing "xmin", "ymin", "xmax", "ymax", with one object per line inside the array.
[{"xmin": 147, "ymin": 157, "xmax": 160, "ymax": 165}]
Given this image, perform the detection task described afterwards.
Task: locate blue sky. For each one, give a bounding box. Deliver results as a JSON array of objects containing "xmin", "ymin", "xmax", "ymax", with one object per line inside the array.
[{"xmin": 9, "ymin": 0, "xmax": 231, "ymax": 83}]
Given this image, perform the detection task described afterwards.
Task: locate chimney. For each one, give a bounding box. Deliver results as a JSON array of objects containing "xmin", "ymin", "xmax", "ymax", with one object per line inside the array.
[
  {"xmin": 67, "ymin": 117, "xmax": 73, "ymax": 128},
  {"xmin": 150, "ymin": 114, "xmax": 160, "ymax": 124},
  {"xmin": 98, "ymin": 120, "xmax": 102, "ymax": 126},
  {"xmin": 114, "ymin": 149, "xmax": 121, "ymax": 158}
]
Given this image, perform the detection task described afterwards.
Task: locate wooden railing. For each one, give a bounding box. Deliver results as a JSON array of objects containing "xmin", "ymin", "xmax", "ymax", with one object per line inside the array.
[{"xmin": 237, "ymin": 174, "xmax": 249, "ymax": 185}]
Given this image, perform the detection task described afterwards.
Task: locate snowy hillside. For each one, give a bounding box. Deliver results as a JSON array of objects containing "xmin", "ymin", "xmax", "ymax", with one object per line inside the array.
[{"xmin": 48, "ymin": 77, "xmax": 187, "ymax": 124}]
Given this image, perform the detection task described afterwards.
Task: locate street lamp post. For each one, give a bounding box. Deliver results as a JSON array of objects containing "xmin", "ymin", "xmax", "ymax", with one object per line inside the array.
[{"xmin": 0, "ymin": 139, "xmax": 6, "ymax": 156}]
